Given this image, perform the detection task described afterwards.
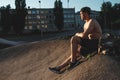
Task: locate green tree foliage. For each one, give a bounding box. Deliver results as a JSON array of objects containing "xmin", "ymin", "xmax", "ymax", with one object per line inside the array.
[
  {"xmin": 111, "ymin": 3, "xmax": 120, "ymax": 30},
  {"xmin": 13, "ymin": 0, "xmax": 27, "ymax": 34},
  {"xmin": 101, "ymin": 1, "xmax": 112, "ymax": 30},
  {"xmin": 112, "ymin": 3, "xmax": 120, "ymax": 21},
  {"xmin": 101, "ymin": 2, "xmax": 120, "ymax": 30},
  {"xmin": 54, "ymin": 0, "xmax": 64, "ymax": 31},
  {"xmin": 0, "ymin": 5, "xmax": 11, "ymax": 34}
]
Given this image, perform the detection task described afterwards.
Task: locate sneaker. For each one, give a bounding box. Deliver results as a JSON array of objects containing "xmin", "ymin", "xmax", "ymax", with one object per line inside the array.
[
  {"xmin": 67, "ymin": 61, "xmax": 80, "ymax": 70},
  {"xmin": 49, "ymin": 67, "xmax": 61, "ymax": 74}
]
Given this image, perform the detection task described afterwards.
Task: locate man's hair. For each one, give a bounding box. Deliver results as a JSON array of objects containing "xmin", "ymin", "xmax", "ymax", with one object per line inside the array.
[{"xmin": 80, "ymin": 7, "xmax": 91, "ymax": 15}]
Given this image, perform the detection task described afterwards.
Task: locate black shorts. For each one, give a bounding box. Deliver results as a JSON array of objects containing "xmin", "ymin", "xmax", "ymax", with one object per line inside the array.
[{"xmin": 79, "ymin": 38, "xmax": 99, "ymax": 56}]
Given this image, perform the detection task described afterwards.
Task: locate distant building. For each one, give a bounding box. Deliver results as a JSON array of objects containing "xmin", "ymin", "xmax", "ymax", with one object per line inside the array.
[
  {"xmin": 75, "ymin": 11, "xmax": 84, "ymax": 29},
  {"xmin": 63, "ymin": 8, "xmax": 75, "ymax": 30},
  {"xmin": 25, "ymin": 8, "xmax": 55, "ymax": 32},
  {"xmin": 90, "ymin": 10, "xmax": 100, "ymax": 19},
  {"xmin": 25, "ymin": 8, "xmax": 75, "ymax": 32},
  {"xmin": 0, "ymin": 8, "xmax": 100, "ymax": 33}
]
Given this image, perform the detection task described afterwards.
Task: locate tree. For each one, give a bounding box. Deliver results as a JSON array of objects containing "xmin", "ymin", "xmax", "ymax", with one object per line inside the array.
[
  {"xmin": 101, "ymin": 1, "xmax": 112, "ymax": 31},
  {"xmin": 112, "ymin": 3, "xmax": 120, "ymax": 21},
  {"xmin": 1, "ymin": 5, "xmax": 11, "ymax": 34},
  {"xmin": 54, "ymin": 0, "xmax": 64, "ymax": 31},
  {"xmin": 111, "ymin": 3, "xmax": 120, "ymax": 30},
  {"xmin": 101, "ymin": 2, "xmax": 120, "ymax": 30},
  {"xmin": 13, "ymin": 0, "xmax": 27, "ymax": 34}
]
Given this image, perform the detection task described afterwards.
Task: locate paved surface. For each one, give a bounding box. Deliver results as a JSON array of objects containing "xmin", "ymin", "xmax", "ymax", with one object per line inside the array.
[{"xmin": 5, "ymin": 30, "xmax": 82, "ymax": 42}]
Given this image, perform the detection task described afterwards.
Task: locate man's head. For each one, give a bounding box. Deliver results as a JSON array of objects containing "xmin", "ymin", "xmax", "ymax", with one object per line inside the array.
[
  {"xmin": 80, "ymin": 7, "xmax": 91, "ymax": 20},
  {"xmin": 80, "ymin": 7, "xmax": 91, "ymax": 15}
]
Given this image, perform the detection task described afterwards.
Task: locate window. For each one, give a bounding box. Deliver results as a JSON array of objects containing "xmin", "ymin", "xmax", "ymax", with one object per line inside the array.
[
  {"xmin": 28, "ymin": 10, "xmax": 31, "ymax": 14},
  {"xmin": 64, "ymin": 20, "xmax": 67, "ymax": 23},
  {"xmin": 45, "ymin": 25, "xmax": 48, "ymax": 28},
  {"xmin": 36, "ymin": 15, "xmax": 40, "ymax": 19},
  {"xmin": 71, "ymin": 14, "xmax": 74, "ymax": 18},
  {"xmin": 64, "ymin": 15, "xmax": 67, "ymax": 18},
  {"xmin": 32, "ymin": 11, "xmax": 36, "ymax": 14},
  {"xmin": 45, "ymin": 11, "xmax": 48, "ymax": 13},
  {"xmin": 33, "ymin": 21, "xmax": 36, "ymax": 24},
  {"xmin": 41, "ymin": 16, "xmax": 45, "ymax": 19},
  {"xmin": 28, "ymin": 21, "xmax": 32, "ymax": 24},
  {"xmin": 24, "ymin": 26, "xmax": 28, "ymax": 29},
  {"xmin": 40, "ymin": 11, "xmax": 44, "ymax": 14},
  {"xmin": 36, "ymin": 10, "xmax": 39, "ymax": 14},
  {"xmin": 49, "ymin": 15, "xmax": 52, "ymax": 18},
  {"xmin": 29, "ymin": 26, "xmax": 33, "ymax": 30},
  {"xmin": 42, "ymin": 25, "xmax": 44, "ymax": 28},
  {"xmin": 41, "ymin": 20, "xmax": 45, "ymax": 24},
  {"xmin": 37, "ymin": 25, "xmax": 40, "ymax": 29},
  {"xmin": 28, "ymin": 16, "xmax": 32, "ymax": 19}
]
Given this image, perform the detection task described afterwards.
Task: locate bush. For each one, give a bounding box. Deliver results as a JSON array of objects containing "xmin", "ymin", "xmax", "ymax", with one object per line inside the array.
[{"xmin": 113, "ymin": 39, "xmax": 120, "ymax": 55}]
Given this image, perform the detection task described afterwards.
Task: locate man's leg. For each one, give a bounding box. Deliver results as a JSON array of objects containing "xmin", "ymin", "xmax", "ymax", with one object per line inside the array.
[
  {"xmin": 57, "ymin": 36, "xmax": 81, "ymax": 69},
  {"xmin": 49, "ymin": 36, "xmax": 81, "ymax": 71},
  {"xmin": 57, "ymin": 55, "xmax": 71, "ymax": 69},
  {"xmin": 70, "ymin": 36, "xmax": 81, "ymax": 63}
]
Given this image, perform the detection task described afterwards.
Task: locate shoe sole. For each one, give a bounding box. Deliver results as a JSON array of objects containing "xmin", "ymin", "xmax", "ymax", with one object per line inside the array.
[{"xmin": 49, "ymin": 67, "xmax": 63, "ymax": 74}]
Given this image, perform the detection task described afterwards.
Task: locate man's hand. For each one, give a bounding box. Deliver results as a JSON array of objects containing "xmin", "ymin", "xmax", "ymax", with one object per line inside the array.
[
  {"xmin": 88, "ymin": 34, "xmax": 100, "ymax": 39},
  {"xmin": 75, "ymin": 33, "xmax": 83, "ymax": 37}
]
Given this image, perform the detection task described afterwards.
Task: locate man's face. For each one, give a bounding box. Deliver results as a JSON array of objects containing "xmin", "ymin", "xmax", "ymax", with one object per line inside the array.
[{"xmin": 80, "ymin": 11, "xmax": 86, "ymax": 20}]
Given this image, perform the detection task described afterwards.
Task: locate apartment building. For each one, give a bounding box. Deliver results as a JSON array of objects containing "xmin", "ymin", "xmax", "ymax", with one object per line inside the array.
[
  {"xmin": 75, "ymin": 11, "xmax": 84, "ymax": 29},
  {"xmin": 63, "ymin": 8, "xmax": 75, "ymax": 30},
  {"xmin": 25, "ymin": 8, "xmax": 75, "ymax": 32}
]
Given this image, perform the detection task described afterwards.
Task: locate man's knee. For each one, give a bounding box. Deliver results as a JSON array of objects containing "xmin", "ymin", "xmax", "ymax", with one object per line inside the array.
[{"xmin": 70, "ymin": 36, "xmax": 80, "ymax": 44}]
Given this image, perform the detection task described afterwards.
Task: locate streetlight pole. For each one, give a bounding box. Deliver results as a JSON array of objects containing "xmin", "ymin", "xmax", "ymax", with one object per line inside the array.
[
  {"xmin": 38, "ymin": 0, "xmax": 43, "ymax": 36},
  {"xmin": 67, "ymin": 0, "xmax": 69, "ymax": 8},
  {"xmin": 103, "ymin": 0, "xmax": 107, "ymax": 32},
  {"xmin": 39, "ymin": 0, "xmax": 41, "ymax": 8}
]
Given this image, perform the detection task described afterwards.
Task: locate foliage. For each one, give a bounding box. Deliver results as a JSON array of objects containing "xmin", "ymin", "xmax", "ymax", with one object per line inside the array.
[
  {"xmin": 112, "ymin": 19, "xmax": 120, "ymax": 30},
  {"xmin": 113, "ymin": 39, "xmax": 120, "ymax": 56},
  {"xmin": 13, "ymin": 0, "xmax": 27, "ymax": 34},
  {"xmin": 101, "ymin": 1, "xmax": 120, "ymax": 30},
  {"xmin": 0, "ymin": 5, "xmax": 11, "ymax": 34},
  {"xmin": 53, "ymin": 0, "xmax": 64, "ymax": 31}
]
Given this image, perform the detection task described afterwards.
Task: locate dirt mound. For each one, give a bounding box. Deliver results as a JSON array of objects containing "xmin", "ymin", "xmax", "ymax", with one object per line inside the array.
[{"xmin": 0, "ymin": 40, "xmax": 120, "ymax": 80}]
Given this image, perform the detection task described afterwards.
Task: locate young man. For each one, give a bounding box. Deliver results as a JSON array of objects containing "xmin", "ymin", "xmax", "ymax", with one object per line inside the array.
[{"xmin": 49, "ymin": 7, "xmax": 102, "ymax": 73}]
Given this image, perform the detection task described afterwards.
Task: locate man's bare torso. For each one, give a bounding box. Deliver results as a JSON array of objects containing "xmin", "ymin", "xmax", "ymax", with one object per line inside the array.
[{"xmin": 83, "ymin": 19, "xmax": 102, "ymax": 39}]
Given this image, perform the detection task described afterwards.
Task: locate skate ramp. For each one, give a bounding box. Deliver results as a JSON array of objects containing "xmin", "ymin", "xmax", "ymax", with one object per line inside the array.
[{"xmin": 0, "ymin": 40, "xmax": 120, "ymax": 80}]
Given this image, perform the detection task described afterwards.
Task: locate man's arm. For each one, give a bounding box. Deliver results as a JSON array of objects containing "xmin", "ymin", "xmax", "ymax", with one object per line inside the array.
[
  {"xmin": 75, "ymin": 32, "xmax": 83, "ymax": 37},
  {"xmin": 75, "ymin": 20, "xmax": 94, "ymax": 38}
]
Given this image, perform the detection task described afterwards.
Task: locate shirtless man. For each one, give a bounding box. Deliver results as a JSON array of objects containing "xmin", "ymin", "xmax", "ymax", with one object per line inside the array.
[{"xmin": 49, "ymin": 7, "xmax": 102, "ymax": 73}]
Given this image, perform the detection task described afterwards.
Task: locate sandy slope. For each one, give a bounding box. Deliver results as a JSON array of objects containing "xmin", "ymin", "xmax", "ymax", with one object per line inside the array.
[{"xmin": 0, "ymin": 40, "xmax": 120, "ymax": 80}]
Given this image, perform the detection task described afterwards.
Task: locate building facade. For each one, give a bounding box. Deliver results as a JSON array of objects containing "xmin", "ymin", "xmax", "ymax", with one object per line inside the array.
[
  {"xmin": 75, "ymin": 11, "xmax": 84, "ymax": 29},
  {"xmin": 25, "ymin": 8, "xmax": 55, "ymax": 32},
  {"xmin": 63, "ymin": 8, "xmax": 75, "ymax": 30},
  {"xmin": 25, "ymin": 8, "xmax": 75, "ymax": 32}
]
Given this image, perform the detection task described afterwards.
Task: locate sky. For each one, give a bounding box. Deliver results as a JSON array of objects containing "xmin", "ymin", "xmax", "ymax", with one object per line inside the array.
[{"xmin": 0, "ymin": 0, "xmax": 120, "ymax": 12}]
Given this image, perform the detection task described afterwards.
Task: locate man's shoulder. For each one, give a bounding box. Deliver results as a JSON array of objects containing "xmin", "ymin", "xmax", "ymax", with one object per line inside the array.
[
  {"xmin": 91, "ymin": 18, "xmax": 97, "ymax": 22},
  {"xmin": 90, "ymin": 18, "xmax": 99, "ymax": 25}
]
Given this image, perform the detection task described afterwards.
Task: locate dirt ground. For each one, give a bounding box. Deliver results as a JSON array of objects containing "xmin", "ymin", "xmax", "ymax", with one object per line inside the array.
[{"xmin": 0, "ymin": 39, "xmax": 120, "ymax": 80}]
